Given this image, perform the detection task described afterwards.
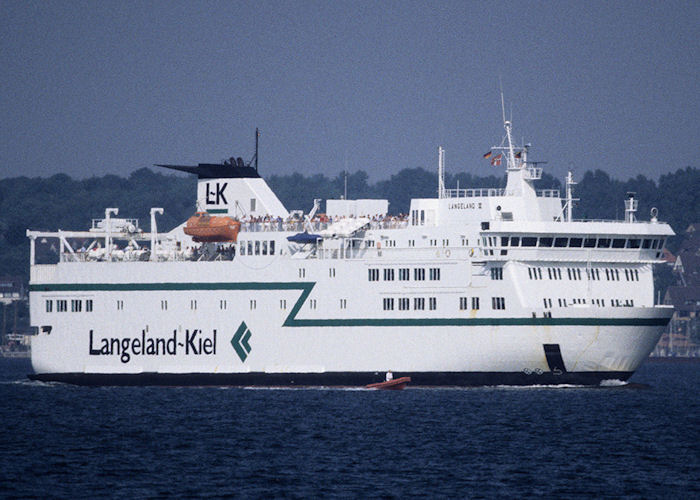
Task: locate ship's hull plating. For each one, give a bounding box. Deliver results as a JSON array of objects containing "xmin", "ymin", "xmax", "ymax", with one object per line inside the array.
[{"xmin": 29, "ymin": 313, "xmax": 671, "ymax": 387}]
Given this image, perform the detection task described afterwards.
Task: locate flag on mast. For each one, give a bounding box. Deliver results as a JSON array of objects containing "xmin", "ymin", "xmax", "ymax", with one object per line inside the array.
[
  {"xmin": 483, "ymin": 151, "xmax": 492, "ymax": 159},
  {"xmin": 491, "ymin": 154, "xmax": 502, "ymax": 166}
]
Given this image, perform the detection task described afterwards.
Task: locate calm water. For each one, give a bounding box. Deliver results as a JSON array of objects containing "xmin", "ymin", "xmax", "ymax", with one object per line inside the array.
[{"xmin": 0, "ymin": 359, "xmax": 697, "ymax": 499}]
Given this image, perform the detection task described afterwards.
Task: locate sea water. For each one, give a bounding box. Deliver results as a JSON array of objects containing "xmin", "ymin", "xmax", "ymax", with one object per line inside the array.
[{"xmin": 0, "ymin": 358, "xmax": 697, "ymax": 499}]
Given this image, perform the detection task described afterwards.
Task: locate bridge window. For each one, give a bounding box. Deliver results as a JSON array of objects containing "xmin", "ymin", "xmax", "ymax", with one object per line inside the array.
[
  {"xmin": 522, "ymin": 237, "xmax": 537, "ymax": 247},
  {"xmin": 612, "ymin": 239, "xmax": 626, "ymax": 248},
  {"xmin": 510, "ymin": 237, "xmax": 520, "ymax": 246},
  {"xmin": 554, "ymin": 237, "xmax": 568, "ymax": 247},
  {"xmin": 569, "ymin": 238, "xmax": 583, "ymax": 247},
  {"xmin": 538, "ymin": 237, "xmax": 553, "ymax": 247},
  {"xmin": 583, "ymin": 238, "xmax": 596, "ymax": 248},
  {"xmin": 597, "ymin": 238, "xmax": 611, "ymax": 248},
  {"xmin": 627, "ymin": 239, "xmax": 641, "ymax": 249}
]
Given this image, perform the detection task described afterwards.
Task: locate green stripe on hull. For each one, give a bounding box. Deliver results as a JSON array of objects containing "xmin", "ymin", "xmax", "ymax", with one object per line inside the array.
[{"xmin": 29, "ymin": 281, "xmax": 670, "ymax": 327}]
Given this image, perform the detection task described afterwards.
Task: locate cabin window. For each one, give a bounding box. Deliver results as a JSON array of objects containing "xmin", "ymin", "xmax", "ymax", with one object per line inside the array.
[
  {"xmin": 420, "ymin": 210, "xmax": 425, "ymax": 225},
  {"xmin": 161, "ymin": 300, "xmax": 168, "ymax": 310},
  {"xmin": 492, "ymin": 297, "xmax": 506, "ymax": 310},
  {"xmin": 255, "ymin": 241, "xmax": 260, "ymax": 255},
  {"xmin": 554, "ymin": 237, "xmax": 568, "ymax": 247},
  {"xmin": 383, "ymin": 298, "xmax": 394, "ymax": 311},
  {"xmin": 329, "ymin": 268, "xmax": 336, "ymax": 278},
  {"xmin": 86, "ymin": 299, "xmax": 93, "ymax": 312},
  {"xmin": 429, "ymin": 268, "xmax": 441, "ymax": 280},
  {"xmin": 399, "ymin": 298, "xmax": 410, "ymax": 311},
  {"xmin": 45, "ymin": 300, "xmax": 53, "ymax": 313},
  {"xmin": 569, "ymin": 237, "xmax": 583, "ymax": 247},
  {"xmin": 269, "ymin": 240, "xmax": 275, "ymax": 255},
  {"xmin": 597, "ymin": 238, "xmax": 611, "ymax": 248},
  {"xmin": 538, "ymin": 237, "xmax": 553, "ymax": 247},
  {"xmin": 522, "ymin": 237, "xmax": 537, "ymax": 247},
  {"xmin": 239, "ymin": 242, "xmax": 245, "ymax": 255},
  {"xmin": 190, "ymin": 300, "xmax": 197, "ymax": 310},
  {"xmin": 414, "ymin": 268, "xmax": 425, "ymax": 281},
  {"xmin": 429, "ymin": 297, "xmax": 437, "ymax": 310},
  {"xmin": 280, "ymin": 299, "xmax": 287, "ymax": 310},
  {"xmin": 247, "ymin": 241, "xmax": 253, "ymax": 255},
  {"xmin": 414, "ymin": 297, "xmax": 425, "ymax": 310},
  {"xmin": 299, "ymin": 268, "xmax": 306, "ymax": 278},
  {"xmin": 220, "ymin": 300, "xmax": 227, "ymax": 310},
  {"xmin": 612, "ymin": 238, "xmax": 626, "ymax": 248},
  {"xmin": 460, "ymin": 297, "xmax": 469, "ymax": 310},
  {"xmin": 471, "ymin": 297, "xmax": 480, "ymax": 310},
  {"xmin": 262, "ymin": 241, "xmax": 268, "ymax": 255},
  {"xmin": 71, "ymin": 299, "xmax": 82, "ymax": 312},
  {"xmin": 368, "ymin": 269, "xmax": 379, "ymax": 281},
  {"xmin": 490, "ymin": 267, "xmax": 503, "ymax": 280},
  {"xmin": 399, "ymin": 268, "xmax": 410, "ymax": 281},
  {"xmin": 627, "ymin": 239, "xmax": 641, "ymax": 249},
  {"xmin": 340, "ymin": 299, "xmax": 348, "ymax": 310},
  {"xmin": 510, "ymin": 237, "xmax": 520, "ymax": 247},
  {"xmin": 115, "ymin": 300, "xmax": 123, "ymax": 311},
  {"xmin": 384, "ymin": 269, "xmax": 395, "ymax": 281}
]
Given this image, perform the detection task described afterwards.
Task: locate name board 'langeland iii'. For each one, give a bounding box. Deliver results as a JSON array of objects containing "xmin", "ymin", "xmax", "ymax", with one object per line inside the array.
[{"xmin": 26, "ymin": 119, "xmax": 674, "ymax": 386}]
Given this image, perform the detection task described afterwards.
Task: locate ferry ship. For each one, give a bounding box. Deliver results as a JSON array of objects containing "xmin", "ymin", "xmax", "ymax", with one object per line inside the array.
[{"xmin": 26, "ymin": 118, "xmax": 674, "ymax": 386}]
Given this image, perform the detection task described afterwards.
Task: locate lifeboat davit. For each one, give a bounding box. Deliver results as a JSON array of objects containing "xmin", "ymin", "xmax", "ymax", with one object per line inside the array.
[{"xmin": 183, "ymin": 212, "xmax": 241, "ymax": 243}]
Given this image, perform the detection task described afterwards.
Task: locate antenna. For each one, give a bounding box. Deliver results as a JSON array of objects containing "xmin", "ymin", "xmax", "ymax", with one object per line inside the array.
[
  {"xmin": 438, "ymin": 146, "xmax": 445, "ymax": 198},
  {"xmin": 255, "ymin": 128, "xmax": 259, "ymax": 171},
  {"xmin": 500, "ymin": 87, "xmax": 506, "ymax": 125}
]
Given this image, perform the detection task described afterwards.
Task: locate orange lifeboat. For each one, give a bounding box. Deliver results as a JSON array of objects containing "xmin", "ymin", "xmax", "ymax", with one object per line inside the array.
[{"xmin": 183, "ymin": 212, "xmax": 241, "ymax": 243}]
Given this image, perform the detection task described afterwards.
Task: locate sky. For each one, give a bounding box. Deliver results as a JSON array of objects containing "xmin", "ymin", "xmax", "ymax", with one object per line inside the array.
[{"xmin": 1, "ymin": 0, "xmax": 698, "ymax": 185}]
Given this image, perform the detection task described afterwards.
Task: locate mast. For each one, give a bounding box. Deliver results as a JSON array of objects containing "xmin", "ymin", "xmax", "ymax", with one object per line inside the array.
[
  {"xmin": 565, "ymin": 171, "xmax": 577, "ymax": 222},
  {"xmin": 438, "ymin": 146, "xmax": 445, "ymax": 198},
  {"xmin": 255, "ymin": 128, "xmax": 259, "ymax": 172}
]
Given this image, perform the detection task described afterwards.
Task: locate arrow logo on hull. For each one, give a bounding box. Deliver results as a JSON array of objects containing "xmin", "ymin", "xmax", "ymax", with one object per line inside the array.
[{"xmin": 231, "ymin": 322, "xmax": 252, "ymax": 362}]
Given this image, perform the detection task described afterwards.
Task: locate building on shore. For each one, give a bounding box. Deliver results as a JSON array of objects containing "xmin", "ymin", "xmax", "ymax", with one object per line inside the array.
[{"xmin": 653, "ymin": 224, "xmax": 700, "ymax": 357}]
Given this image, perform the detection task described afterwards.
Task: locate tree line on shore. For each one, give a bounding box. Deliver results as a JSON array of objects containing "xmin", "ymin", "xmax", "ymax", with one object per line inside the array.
[{"xmin": 1, "ymin": 165, "xmax": 697, "ymax": 282}]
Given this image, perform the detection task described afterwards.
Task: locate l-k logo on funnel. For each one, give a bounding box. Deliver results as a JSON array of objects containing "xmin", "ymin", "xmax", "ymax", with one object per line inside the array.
[{"xmin": 231, "ymin": 322, "xmax": 252, "ymax": 362}]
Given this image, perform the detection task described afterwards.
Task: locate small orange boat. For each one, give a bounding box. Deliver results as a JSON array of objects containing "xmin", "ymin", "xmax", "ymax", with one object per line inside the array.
[
  {"xmin": 183, "ymin": 212, "xmax": 241, "ymax": 242},
  {"xmin": 366, "ymin": 376, "xmax": 411, "ymax": 390}
]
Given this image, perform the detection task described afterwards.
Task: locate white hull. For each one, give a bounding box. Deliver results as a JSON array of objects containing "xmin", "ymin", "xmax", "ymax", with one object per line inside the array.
[{"xmin": 26, "ymin": 118, "xmax": 675, "ymax": 386}]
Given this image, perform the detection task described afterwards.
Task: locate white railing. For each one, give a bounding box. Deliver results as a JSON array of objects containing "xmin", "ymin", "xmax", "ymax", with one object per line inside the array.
[{"xmin": 442, "ymin": 188, "xmax": 560, "ymax": 198}]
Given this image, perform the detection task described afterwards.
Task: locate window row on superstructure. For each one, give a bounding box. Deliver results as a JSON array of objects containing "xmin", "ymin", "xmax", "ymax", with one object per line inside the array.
[
  {"xmin": 45, "ymin": 299, "xmax": 93, "ymax": 313},
  {"xmin": 382, "ymin": 295, "xmax": 505, "ymax": 311},
  {"xmin": 544, "ymin": 297, "xmax": 635, "ymax": 308},
  {"xmin": 528, "ymin": 266, "xmax": 640, "ymax": 281},
  {"xmin": 368, "ymin": 267, "xmax": 441, "ymax": 282},
  {"xmin": 239, "ymin": 239, "xmax": 276, "ymax": 256},
  {"xmin": 484, "ymin": 236, "xmax": 665, "ymax": 249}
]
